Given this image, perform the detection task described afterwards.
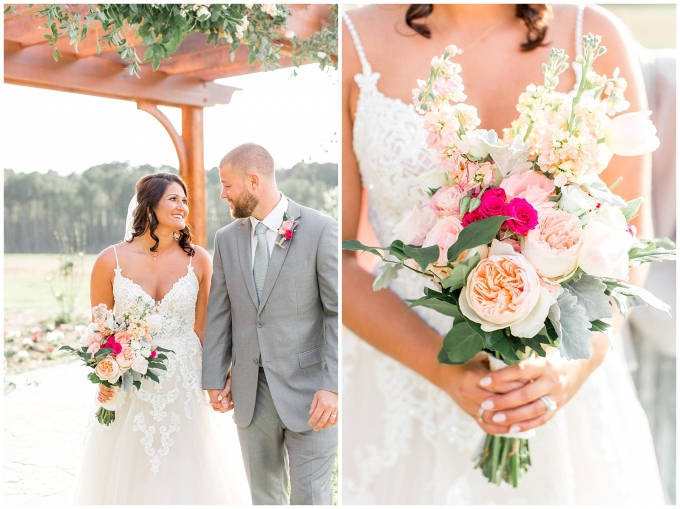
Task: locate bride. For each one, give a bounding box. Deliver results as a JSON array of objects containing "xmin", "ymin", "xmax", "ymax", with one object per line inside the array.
[
  {"xmin": 342, "ymin": 4, "xmax": 665, "ymax": 504},
  {"xmin": 72, "ymin": 173, "xmax": 249, "ymax": 504}
]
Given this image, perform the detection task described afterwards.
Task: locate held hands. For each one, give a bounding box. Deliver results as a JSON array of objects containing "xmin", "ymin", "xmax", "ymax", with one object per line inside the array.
[
  {"xmin": 475, "ymin": 354, "xmax": 587, "ymax": 433},
  {"xmin": 208, "ymin": 375, "xmax": 234, "ymax": 413},
  {"xmin": 308, "ymin": 389, "xmax": 338, "ymax": 431}
]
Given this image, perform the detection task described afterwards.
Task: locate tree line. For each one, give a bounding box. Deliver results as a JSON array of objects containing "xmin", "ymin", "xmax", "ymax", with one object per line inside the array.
[{"xmin": 4, "ymin": 161, "xmax": 338, "ymax": 254}]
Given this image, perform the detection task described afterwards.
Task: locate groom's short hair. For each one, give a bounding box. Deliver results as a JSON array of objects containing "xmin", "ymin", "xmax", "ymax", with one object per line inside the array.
[{"xmin": 220, "ymin": 143, "xmax": 275, "ymax": 180}]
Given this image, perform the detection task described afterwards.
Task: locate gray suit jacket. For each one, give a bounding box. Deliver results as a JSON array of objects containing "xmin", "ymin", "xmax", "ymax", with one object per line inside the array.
[{"xmin": 202, "ymin": 200, "xmax": 338, "ymax": 432}]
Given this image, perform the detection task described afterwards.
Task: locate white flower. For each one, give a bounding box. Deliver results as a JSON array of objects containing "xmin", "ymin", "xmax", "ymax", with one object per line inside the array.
[
  {"xmin": 603, "ymin": 111, "xmax": 660, "ymax": 156},
  {"xmin": 284, "ymin": 30, "xmax": 295, "ymax": 39},
  {"xmin": 317, "ymin": 51, "xmax": 327, "ymax": 59},
  {"xmin": 261, "ymin": 4, "xmax": 278, "ymax": 16},
  {"xmin": 140, "ymin": 347, "xmax": 151, "ymax": 358},
  {"xmin": 196, "ymin": 6, "xmax": 210, "ymax": 19},
  {"xmin": 46, "ymin": 330, "xmax": 65, "ymax": 343},
  {"xmin": 15, "ymin": 350, "xmax": 29, "ymax": 361},
  {"xmin": 22, "ymin": 337, "xmax": 34, "ymax": 347},
  {"xmin": 558, "ymin": 185, "xmax": 597, "ymax": 217},
  {"xmin": 462, "ymin": 129, "xmax": 490, "ymax": 160},
  {"xmin": 131, "ymin": 356, "xmax": 149, "ymax": 375},
  {"xmin": 6, "ymin": 329, "xmax": 21, "ymax": 340},
  {"xmin": 130, "ymin": 339, "xmax": 142, "ymax": 351},
  {"xmin": 578, "ymin": 204, "xmax": 634, "ymax": 280},
  {"xmin": 417, "ymin": 169, "xmax": 449, "ymax": 194}
]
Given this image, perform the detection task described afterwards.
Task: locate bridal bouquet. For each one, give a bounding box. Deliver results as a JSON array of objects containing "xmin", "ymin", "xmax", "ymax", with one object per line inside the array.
[
  {"xmin": 343, "ymin": 34, "xmax": 675, "ymax": 487},
  {"xmin": 60, "ymin": 298, "xmax": 173, "ymax": 425}
]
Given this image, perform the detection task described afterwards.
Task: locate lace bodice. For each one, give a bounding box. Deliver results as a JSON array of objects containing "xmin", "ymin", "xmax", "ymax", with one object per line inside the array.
[{"xmin": 109, "ymin": 245, "xmax": 205, "ymax": 474}]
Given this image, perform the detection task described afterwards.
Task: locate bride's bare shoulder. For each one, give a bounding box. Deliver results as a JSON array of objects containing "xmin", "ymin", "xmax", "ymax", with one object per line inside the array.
[{"xmin": 343, "ymin": 5, "xmax": 409, "ymax": 55}]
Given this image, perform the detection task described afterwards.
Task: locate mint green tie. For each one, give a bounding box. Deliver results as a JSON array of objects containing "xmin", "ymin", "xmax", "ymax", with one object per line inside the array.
[{"xmin": 253, "ymin": 221, "xmax": 269, "ymax": 302}]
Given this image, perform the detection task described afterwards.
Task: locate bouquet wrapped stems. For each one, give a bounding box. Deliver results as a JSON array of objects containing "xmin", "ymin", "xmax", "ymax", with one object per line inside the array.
[
  {"xmin": 476, "ymin": 434, "xmax": 531, "ymax": 487},
  {"xmin": 96, "ymin": 407, "xmax": 116, "ymax": 426}
]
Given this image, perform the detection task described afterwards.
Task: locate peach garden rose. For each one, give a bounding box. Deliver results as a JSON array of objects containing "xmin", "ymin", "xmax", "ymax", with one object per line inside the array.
[
  {"xmin": 116, "ymin": 346, "xmax": 136, "ymax": 369},
  {"xmin": 95, "ymin": 357, "xmax": 121, "ymax": 382},
  {"xmin": 522, "ymin": 208, "xmax": 584, "ymax": 282},
  {"xmin": 459, "ymin": 240, "xmax": 554, "ymax": 338}
]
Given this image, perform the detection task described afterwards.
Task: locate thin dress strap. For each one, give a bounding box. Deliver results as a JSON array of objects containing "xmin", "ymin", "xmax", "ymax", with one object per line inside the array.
[
  {"xmin": 342, "ymin": 11, "xmax": 373, "ymax": 76},
  {"xmin": 188, "ymin": 250, "xmax": 193, "ymax": 268},
  {"xmin": 111, "ymin": 245, "xmax": 120, "ymax": 270},
  {"xmin": 575, "ymin": 4, "xmax": 585, "ymax": 59}
]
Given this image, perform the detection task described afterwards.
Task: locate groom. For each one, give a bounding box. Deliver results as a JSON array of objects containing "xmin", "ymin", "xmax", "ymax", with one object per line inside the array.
[{"xmin": 202, "ymin": 143, "xmax": 338, "ymax": 505}]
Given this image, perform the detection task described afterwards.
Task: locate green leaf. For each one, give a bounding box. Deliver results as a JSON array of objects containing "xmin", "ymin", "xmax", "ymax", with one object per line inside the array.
[
  {"xmin": 403, "ymin": 244, "xmax": 440, "ymax": 271},
  {"xmin": 621, "ymin": 197, "xmax": 642, "ymax": 222},
  {"xmin": 406, "ymin": 295, "xmax": 461, "ymax": 318},
  {"xmin": 447, "ymin": 216, "xmax": 510, "ymax": 262},
  {"xmin": 554, "ymin": 291, "xmax": 593, "ymax": 360},
  {"xmin": 589, "ymin": 319, "xmax": 611, "ymax": 332},
  {"xmin": 154, "ymin": 346, "xmax": 175, "ymax": 353},
  {"xmin": 133, "ymin": 380, "xmax": 141, "ymax": 390},
  {"xmin": 487, "ymin": 336, "xmax": 520, "ymax": 363},
  {"xmin": 442, "ymin": 321, "xmax": 484, "ymax": 364},
  {"xmin": 373, "ymin": 262, "xmax": 403, "ymax": 291},
  {"xmin": 341, "ymin": 239, "xmax": 382, "ymax": 258},
  {"xmin": 59, "ymin": 345, "xmax": 75, "ymax": 352},
  {"xmin": 441, "ymin": 252, "xmax": 481, "ymax": 291},
  {"xmin": 603, "ymin": 279, "xmax": 672, "ymax": 316},
  {"xmin": 147, "ymin": 362, "xmax": 167, "ymax": 370},
  {"xmin": 94, "ymin": 347, "xmax": 113, "ymax": 358},
  {"xmin": 88, "ymin": 372, "xmax": 102, "ymax": 384},
  {"xmin": 145, "ymin": 370, "xmax": 160, "ymax": 383},
  {"xmin": 437, "ymin": 346, "xmax": 456, "ymax": 365}
]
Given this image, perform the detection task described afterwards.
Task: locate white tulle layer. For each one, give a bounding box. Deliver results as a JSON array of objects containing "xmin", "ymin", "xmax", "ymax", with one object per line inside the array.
[{"xmin": 71, "ymin": 382, "xmax": 250, "ymax": 505}]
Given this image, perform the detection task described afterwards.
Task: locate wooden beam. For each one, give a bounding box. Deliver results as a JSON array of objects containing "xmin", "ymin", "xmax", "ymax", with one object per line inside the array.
[
  {"xmin": 137, "ymin": 101, "xmax": 188, "ymax": 172},
  {"xmin": 181, "ymin": 106, "xmax": 206, "ymax": 247},
  {"xmin": 5, "ymin": 41, "xmax": 239, "ymax": 108}
]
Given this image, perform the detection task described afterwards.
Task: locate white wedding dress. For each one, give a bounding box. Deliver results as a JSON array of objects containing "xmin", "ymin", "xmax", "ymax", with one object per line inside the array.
[
  {"xmin": 342, "ymin": 11, "xmax": 665, "ymax": 505},
  {"xmin": 72, "ymin": 248, "xmax": 249, "ymax": 505}
]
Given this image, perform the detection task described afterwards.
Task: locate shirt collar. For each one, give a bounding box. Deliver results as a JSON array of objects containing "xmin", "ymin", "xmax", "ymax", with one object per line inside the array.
[{"xmin": 250, "ymin": 194, "xmax": 289, "ymax": 234}]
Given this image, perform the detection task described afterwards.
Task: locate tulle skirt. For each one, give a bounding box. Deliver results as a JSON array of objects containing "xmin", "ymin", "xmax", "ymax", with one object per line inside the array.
[{"xmin": 71, "ymin": 379, "xmax": 250, "ymax": 505}]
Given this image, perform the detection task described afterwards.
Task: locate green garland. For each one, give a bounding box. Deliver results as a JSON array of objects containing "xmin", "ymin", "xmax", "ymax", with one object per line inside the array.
[{"xmin": 6, "ymin": 4, "xmax": 337, "ymax": 76}]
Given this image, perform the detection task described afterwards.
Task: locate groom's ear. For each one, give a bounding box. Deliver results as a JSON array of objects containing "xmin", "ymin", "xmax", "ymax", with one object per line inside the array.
[{"xmin": 247, "ymin": 172, "xmax": 260, "ymax": 191}]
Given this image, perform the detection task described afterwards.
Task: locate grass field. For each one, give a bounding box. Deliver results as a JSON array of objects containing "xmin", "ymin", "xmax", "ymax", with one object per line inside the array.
[{"xmin": 4, "ymin": 253, "xmax": 96, "ymax": 328}]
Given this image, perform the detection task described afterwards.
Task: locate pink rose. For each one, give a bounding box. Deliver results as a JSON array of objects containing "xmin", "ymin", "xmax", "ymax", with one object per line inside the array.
[
  {"xmin": 102, "ymin": 336, "xmax": 122, "ymax": 355},
  {"xmin": 115, "ymin": 346, "xmax": 136, "ymax": 368},
  {"xmin": 87, "ymin": 341, "xmax": 101, "ymax": 355},
  {"xmin": 461, "ymin": 207, "xmax": 484, "ymax": 227},
  {"xmin": 522, "ymin": 209, "xmax": 584, "ymax": 282},
  {"xmin": 458, "ymin": 241, "xmax": 553, "ymax": 338},
  {"xmin": 423, "ymin": 216, "xmax": 464, "ymax": 265},
  {"xmin": 501, "ymin": 171, "xmax": 555, "ymax": 210},
  {"xmin": 429, "ymin": 185, "xmax": 467, "ymax": 217},
  {"xmin": 147, "ymin": 314, "xmax": 162, "ymax": 331},
  {"xmin": 504, "ymin": 198, "xmax": 538, "ymax": 236},
  {"xmin": 131, "ymin": 356, "xmax": 149, "ymax": 375},
  {"xmin": 394, "ymin": 206, "xmax": 438, "ymax": 246},
  {"xmin": 95, "ymin": 357, "xmax": 121, "ymax": 381},
  {"xmin": 478, "ymin": 188, "xmax": 507, "ymax": 218},
  {"xmin": 114, "ymin": 331, "xmax": 130, "ymax": 345},
  {"xmin": 280, "ymin": 220, "xmax": 294, "ymax": 231},
  {"xmin": 81, "ymin": 332, "xmax": 97, "ymax": 348}
]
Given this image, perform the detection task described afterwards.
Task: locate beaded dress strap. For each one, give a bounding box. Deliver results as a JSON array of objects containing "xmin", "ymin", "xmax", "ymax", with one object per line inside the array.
[
  {"xmin": 111, "ymin": 245, "xmax": 120, "ymax": 270},
  {"xmin": 342, "ymin": 12, "xmax": 373, "ymax": 76},
  {"xmin": 575, "ymin": 4, "xmax": 585, "ymax": 58}
]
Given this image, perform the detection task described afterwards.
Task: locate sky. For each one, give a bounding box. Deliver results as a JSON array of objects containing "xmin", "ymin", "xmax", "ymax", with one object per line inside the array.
[{"xmin": 2, "ymin": 63, "xmax": 339, "ymax": 175}]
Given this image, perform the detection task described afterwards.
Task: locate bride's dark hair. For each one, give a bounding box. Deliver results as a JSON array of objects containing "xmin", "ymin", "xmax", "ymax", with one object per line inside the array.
[
  {"xmin": 127, "ymin": 173, "xmax": 195, "ymax": 257},
  {"xmin": 406, "ymin": 4, "xmax": 553, "ymax": 51}
]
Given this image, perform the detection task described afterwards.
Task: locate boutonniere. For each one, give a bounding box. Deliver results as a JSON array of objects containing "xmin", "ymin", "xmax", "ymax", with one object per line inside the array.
[{"xmin": 276, "ymin": 212, "xmax": 298, "ymax": 248}]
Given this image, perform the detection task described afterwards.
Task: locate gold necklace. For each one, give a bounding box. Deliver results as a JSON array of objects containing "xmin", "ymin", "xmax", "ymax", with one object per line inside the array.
[
  {"xmin": 430, "ymin": 10, "xmax": 514, "ymax": 55},
  {"xmin": 148, "ymin": 243, "xmax": 173, "ymax": 261}
]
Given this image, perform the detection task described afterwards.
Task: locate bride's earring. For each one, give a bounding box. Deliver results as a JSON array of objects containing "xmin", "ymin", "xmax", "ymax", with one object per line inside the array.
[{"xmin": 173, "ymin": 231, "xmax": 180, "ymax": 240}]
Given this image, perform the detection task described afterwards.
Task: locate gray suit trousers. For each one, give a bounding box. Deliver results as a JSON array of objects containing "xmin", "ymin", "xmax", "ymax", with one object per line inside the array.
[{"xmin": 237, "ymin": 369, "xmax": 337, "ymax": 505}]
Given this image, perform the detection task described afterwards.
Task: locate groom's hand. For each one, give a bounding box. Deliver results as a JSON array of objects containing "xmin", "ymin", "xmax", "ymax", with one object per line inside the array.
[
  {"xmin": 208, "ymin": 377, "xmax": 233, "ymax": 413},
  {"xmin": 308, "ymin": 390, "xmax": 338, "ymax": 431}
]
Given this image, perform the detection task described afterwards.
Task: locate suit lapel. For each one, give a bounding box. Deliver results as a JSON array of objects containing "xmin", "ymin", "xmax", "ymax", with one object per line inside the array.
[
  {"xmin": 236, "ymin": 218, "xmax": 259, "ymax": 307},
  {"xmin": 258, "ymin": 200, "xmax": 301, "ymax": 313}
]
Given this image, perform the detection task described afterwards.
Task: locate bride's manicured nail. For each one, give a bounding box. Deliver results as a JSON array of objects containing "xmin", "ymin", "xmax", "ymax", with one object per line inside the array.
[
  {"xmin": 509, "ymin": 425, "xmax": 521, "ymax": 433},
  {"xmin": 480, "ymin": 377, "xmax": 492, "ymax": 386},
  {"xmin": 492, "ymin": 413, "xmax": 506, "ymax": 423},
  {"xmin": 481, "ymin": 400, "xmax": 494, "ymax": 410}
]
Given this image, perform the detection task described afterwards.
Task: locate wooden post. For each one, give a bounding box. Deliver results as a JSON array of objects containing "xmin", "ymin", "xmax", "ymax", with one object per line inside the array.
[{"xmin": 181, "ymin": 105, "xmax": 206, "ymax": 247}]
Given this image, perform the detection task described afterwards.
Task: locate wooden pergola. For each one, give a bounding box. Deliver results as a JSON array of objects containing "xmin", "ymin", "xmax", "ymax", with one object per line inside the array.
[{"xmin": 4, "ymin": 4, "xmax": 332, "ymax": 246}]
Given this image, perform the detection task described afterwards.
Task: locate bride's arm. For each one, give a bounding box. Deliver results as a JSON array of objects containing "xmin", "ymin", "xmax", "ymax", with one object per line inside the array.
[
  {"xmin": 342, "ymin": 19, "xmax": 515, "ymax": 435},
  {"xmin": 191, "ymin": 246, "xmax": 213, "ymax": 346},
  {"xmin": 90, "ymin": 246, "xmax": 117, "ymax": 403}
]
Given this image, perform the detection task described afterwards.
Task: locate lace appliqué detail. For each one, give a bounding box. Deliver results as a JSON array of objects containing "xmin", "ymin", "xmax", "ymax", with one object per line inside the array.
[{"xmin": 133, "ymin": 411, "xmax": 180, "ymax": 474}]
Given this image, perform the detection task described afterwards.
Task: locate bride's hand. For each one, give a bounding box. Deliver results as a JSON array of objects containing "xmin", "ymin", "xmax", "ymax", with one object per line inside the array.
[
  {"xmin": 475, "ymin": 354, "xmax": 591, "ymax": 433},
  {"xmin": 437, "ymin": 352, "xmax": 527, "ymax": 435},
  {"xmin": 98, "ymin": 384, "xmax": 114, "ymax": 404}
]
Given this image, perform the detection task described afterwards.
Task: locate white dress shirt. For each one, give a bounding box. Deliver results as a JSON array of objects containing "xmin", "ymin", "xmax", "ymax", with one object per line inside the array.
[{"xmin": 249, "ymin": 194, "xmax": 289, "ymax": 268}]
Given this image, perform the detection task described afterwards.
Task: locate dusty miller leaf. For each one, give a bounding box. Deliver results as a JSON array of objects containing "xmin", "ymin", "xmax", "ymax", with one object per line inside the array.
[
  {"xmin": 373, "ymin": 262, "xmax": 403, "ymax": 291},
  {"xmin": 554, "ymin": 292, "xmax": 592, "ymax": 360},
  {"xmin": 563, "ymin": 274, "xmax": 612, "ymax": 321}
]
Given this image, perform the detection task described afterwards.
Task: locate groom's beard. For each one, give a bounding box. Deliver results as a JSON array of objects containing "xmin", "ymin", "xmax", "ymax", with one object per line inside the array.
[{"xmin": 229, "ymin": 188, "xmax": 259, "ymax": 219}]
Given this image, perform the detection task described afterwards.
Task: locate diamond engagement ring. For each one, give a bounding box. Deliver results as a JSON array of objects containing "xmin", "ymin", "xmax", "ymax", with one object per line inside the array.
[
  {"xmin": 331, "ymin": 414, "xmax": 337, "ymax": 418},
  {"xmin": 540, "ymin": 395, "xmax": 557, "ymax": 413},
  {"xmin": 477, "ymin": 406, "xmax": 485, "ymax": 423}
]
